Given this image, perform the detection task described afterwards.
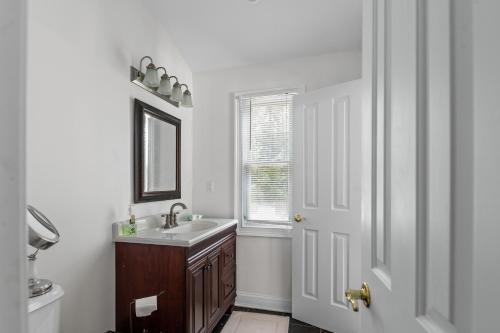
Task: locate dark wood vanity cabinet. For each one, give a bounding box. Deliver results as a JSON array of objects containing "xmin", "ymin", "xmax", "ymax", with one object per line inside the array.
[
  {"xmin": 187, "ymin": 248, "xmax": 222, "ymax": 333},
  {"xmin": 186, "ymin": 256, "xmax": 208, "ymax": 333},
  {"xmin": 206, "ymin": 250, "xmax": 222, "ymax": 328},
  {"xmin": 115, "ymin": 226, "xmax": 236, "ymax": 333}
]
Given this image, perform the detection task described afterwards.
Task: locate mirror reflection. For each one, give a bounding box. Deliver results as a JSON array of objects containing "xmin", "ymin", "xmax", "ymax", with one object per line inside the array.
[{"xmin": 143, "ymin": 113, "xmax": 177, "ymax": 192}]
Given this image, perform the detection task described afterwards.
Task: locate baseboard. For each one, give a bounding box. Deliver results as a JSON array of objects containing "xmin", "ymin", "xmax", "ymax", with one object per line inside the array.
[{"xmin": 235, "ymin": 291, "xmax": 291, "ymax": 313}]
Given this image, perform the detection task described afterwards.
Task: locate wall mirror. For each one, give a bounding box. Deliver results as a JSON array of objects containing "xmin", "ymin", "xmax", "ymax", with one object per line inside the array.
[{"xmin": 134, "ymin": 99, "xmax": 181, "ymax": 202}]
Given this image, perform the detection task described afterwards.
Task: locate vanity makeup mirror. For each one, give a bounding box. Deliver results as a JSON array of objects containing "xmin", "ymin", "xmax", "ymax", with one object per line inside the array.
[
  {"xmin": 134, "ymin": 99, "xmax": 181, "ymax": 202},
  {"xmin": 27, "ymin": 205, "xmax": 60, "ymax": 297}
]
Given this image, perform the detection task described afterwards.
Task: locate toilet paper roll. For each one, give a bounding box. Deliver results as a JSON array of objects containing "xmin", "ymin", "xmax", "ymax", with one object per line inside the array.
[{"xmin": 135, "ymin": 295, "xmax": 157, "ymax": 317}]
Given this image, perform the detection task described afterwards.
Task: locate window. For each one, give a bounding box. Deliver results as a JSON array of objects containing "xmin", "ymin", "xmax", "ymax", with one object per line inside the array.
[{"xmin": 236, "ymin": 91, "xmax": 295, "ymax": 232}]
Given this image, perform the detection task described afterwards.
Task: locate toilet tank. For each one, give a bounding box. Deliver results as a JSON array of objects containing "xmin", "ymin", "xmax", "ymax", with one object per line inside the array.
[{"xmin": 28, "ymin": 284, "xmax": 64, "ymax": 333}]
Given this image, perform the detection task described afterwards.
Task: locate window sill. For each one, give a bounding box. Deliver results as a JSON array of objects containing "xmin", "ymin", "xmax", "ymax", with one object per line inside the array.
[{"xmin": 236, "ymin": 225, "xmax": 292, "ymax": 239}]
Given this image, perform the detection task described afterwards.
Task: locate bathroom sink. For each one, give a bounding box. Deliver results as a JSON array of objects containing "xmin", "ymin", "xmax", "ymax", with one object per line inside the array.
[
  {"xmin": 113, "ymin": 217, "xmax": 238, "ymax": 247},
  {"xmin": 157, "ymin": 220, "xmax": 218, "ymax": 234}
]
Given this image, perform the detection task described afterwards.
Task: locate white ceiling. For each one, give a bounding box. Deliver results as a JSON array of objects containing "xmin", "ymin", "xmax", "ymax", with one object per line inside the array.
[{"xmin": 147, "ymin": 0, "xmax": 362, "ymax": 73}]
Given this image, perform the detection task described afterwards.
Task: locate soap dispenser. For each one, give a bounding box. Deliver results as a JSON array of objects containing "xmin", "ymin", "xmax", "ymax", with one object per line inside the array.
[{"xmin": 122, "ymin": 214, "xmax": 137, "ymax": 236}]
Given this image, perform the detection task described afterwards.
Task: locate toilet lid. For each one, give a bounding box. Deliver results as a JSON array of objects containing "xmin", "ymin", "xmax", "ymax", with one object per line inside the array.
[{"xmin": 28, "ymin": 284, "xmax": 64, "ymax": 313}]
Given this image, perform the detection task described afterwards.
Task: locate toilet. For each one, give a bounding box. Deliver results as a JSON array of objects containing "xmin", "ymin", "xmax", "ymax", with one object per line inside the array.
[{"xmin": 28, "ymin": 284, "xmax": 64, "ymax": 333}]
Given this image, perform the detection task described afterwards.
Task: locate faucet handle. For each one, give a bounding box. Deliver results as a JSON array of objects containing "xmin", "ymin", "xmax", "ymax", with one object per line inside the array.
[{"xmin": 172, "ymin": 213, "xmax": 179, "ymax": 227}]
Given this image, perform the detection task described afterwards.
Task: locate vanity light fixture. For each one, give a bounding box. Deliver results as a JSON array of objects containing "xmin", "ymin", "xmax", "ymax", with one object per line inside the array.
[
  {"xmin": 140, "ymin": 56, "xmax": 160, "ymax": 88},
  {"xmin": 156, "ymin": 67, "xmax": 172, "ymax": 96},
  {"xmin": 170, "ymin": 79, "xmax": 183, "ymax": 103},
  {"xmin": 130, "ymin": 56, "xmax": 193, "ymax": 108},
  {"xmin": 137, "ymin": 56, "xmax": 152, "ymax": 81},
  {"xmin": 181, "ymin": 84, "xmax": 193, "ymax": 108}
]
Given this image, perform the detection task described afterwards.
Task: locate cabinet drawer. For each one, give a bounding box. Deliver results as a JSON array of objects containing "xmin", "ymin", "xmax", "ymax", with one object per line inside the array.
[
  {"xmin": 222, "ymin": 268, "xmax": 236, "ymax": 303},
  {"xmin": 221, "ymin": 236, "xmax": 236, "ymax": 272}
]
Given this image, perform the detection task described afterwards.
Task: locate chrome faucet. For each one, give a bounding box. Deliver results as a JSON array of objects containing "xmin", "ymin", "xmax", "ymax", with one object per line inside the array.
[{"xmin": 162, "ymin": 202, "xmax": 187, "ymax": 229}]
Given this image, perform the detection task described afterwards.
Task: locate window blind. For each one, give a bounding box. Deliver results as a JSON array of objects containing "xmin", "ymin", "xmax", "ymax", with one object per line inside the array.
[{"xmin": 239, "ymin": 93, "xmax": 294, "ymax": 225}]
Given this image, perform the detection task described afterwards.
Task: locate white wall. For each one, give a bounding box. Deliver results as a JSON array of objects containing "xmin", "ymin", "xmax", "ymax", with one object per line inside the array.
[
  {"xmin": 192, "ymin": 51, "xmax": 361, "ymax": 309},
  {"xmin": 0, "ymin": 0, "xmax": 27, "ymax": 332},
  {"xmin": 472, "ymin": 0, "xmax": 500, "ymax": 331},
  {"xmin": 26, "ymin": 1, "xmax": 193, "ymax": 332}
]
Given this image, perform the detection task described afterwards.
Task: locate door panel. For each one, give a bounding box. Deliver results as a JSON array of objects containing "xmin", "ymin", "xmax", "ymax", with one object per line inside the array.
[
  {"xmin": 303, "ymin": 103, "xmax": 319, "ymax": 208},
  {"xmin": 187, "ymin": 258, "xmax": 207, "ymax": 333},
  {"xmin": 332, "ymin": 96, "xmax": 351, "ymax": 211},
  {"xmin": 361, "ymin": 0, "xmax": 460, "ymax": 332},
  {"xmin": 206, "ymin": 250, "xmax": 221, "ymax": 327},
  {"xmin": 331, "ymin": 232, "xmax": 349, "ymax": 308},
  {"xmin": 303, "ymin": 229, "xmax": 318, "ymax": 299},
  {"xmin": 292, "ymin": 80, "xmax": 362, "ymax": 333}
]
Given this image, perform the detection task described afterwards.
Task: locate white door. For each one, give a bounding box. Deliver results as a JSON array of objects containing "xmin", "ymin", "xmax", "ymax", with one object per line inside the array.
[
  {"xmin": 360, "ymin": 1, "xmax": 465, "ymax": 332},
  {"xmin": 292, "ymin": 80, "xmax": 362, "ymax": 333}
]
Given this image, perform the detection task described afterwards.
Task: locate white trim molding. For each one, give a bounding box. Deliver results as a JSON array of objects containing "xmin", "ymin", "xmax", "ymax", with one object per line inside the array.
[
  {"xmin": 0, "ymin": 0, "xmax": 27, "ymax": 332},
  {"xmin": 237, "ymin": 226, "xmax": 292, "ymax": 238},
  {"xmin": 234, "ymin": 86, "xmax": 306, "ymax": 98},
  {"xmin": 235, "ymin": 291, "xmax": 292, "ymax": 313}
]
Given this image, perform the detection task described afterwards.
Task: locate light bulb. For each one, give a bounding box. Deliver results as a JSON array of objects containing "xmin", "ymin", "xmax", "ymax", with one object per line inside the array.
[
  {"xmin": 170, "ymin": 82, "xmax": 183, "ymax": 102},
  {"xmin": 143, "ymin": 63, "xmax": 160, "ymax": 88},
  {"xmin": 157, "ymin": 74, "xmax": 172, "ymax": 95},
  {"xmin": 182, "ymin": 90, "xmax": 193, "ymax": 107}
]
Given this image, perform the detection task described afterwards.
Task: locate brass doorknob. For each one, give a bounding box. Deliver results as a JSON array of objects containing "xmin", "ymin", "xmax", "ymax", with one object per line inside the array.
[
  {"xmin": 293, "ymin": 214, "xmax": 303, "ymax": 223},
  {"xmin": 345, "ymin": 282, "xmax": 371, "ymax": 312}
]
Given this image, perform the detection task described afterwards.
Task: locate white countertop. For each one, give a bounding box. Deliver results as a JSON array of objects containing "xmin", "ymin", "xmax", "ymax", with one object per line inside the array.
[{"xmin": 113, "ymin": 216, "xmax": 237, "ymax": 247}]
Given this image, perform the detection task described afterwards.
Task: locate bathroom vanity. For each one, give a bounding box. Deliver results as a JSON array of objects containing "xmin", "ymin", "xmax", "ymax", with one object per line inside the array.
[{"xmin": 113, "ymin": 217, "xmax": 237, "ymax": 333}]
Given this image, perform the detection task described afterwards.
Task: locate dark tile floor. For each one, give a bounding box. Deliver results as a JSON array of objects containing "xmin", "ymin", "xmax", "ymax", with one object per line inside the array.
[{"xmin": 212, "ymin": 307, "xmax": 332, "ymax": 333}]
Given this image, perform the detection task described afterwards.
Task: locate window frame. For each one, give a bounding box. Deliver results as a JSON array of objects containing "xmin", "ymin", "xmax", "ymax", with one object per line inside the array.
[{"xmin": 233, "ymin": 87, "xmax": 303, "ymax": 238}]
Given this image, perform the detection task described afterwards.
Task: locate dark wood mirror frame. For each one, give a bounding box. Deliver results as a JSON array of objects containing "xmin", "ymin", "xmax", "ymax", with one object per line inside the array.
[{"xmin": 134, "ymin": 99, "xmax": 181, "ymax": 203}]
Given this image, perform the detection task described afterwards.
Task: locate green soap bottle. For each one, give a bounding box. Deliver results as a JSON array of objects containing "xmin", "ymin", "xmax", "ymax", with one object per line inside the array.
[{"xmin": 122, "ymin": 214, "xmax": 137, "ymax": 236}]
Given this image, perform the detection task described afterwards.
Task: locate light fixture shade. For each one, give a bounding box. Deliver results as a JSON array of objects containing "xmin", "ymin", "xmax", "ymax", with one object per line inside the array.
[
  {"xmin": 182, "ymin": 90, "xmax": 193, "ymax": 107},
  {"xmin": 143, "ymin": 63, "xmax": 160, "ymax": 88},
  {"xmin": 170, "ymin": 82, "xmax": 183, "ymax": 102},
  {"xmin": 157, "ymin": 74, "xmax": 172, "ymax": 95}
]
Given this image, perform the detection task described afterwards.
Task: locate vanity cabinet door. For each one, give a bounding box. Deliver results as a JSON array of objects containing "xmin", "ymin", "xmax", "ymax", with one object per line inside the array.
[
  {"xmin": 220, "ymin": 235, "xmax": 236, "ymax": 309},
  {"xmin": 206, "ymin": 249, "xmax": 222, "ymax": 328},
  {"xmin": 187, "ymin": 258, "xmax": 208, "ymax": 333},
  {"xmin": 186, "ymin": 231, "xmax": 237, "ymax": 333}
]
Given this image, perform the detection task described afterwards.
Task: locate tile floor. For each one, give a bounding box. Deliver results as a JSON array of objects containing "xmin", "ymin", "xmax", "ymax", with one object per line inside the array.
[{"xmin": 212, "ymin": 307, "xmax": 333, "ymax": 333}]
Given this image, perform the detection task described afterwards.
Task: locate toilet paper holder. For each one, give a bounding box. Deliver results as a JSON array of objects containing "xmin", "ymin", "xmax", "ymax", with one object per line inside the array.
[{"xmin": 129, "ymin": 290, "xmax": 166, "ymax": 333}]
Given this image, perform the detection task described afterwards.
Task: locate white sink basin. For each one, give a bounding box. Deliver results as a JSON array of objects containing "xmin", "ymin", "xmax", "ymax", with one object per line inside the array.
[{"xmin": 157, "ymin": 220, "xmax": 218, "ymax": 234}]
